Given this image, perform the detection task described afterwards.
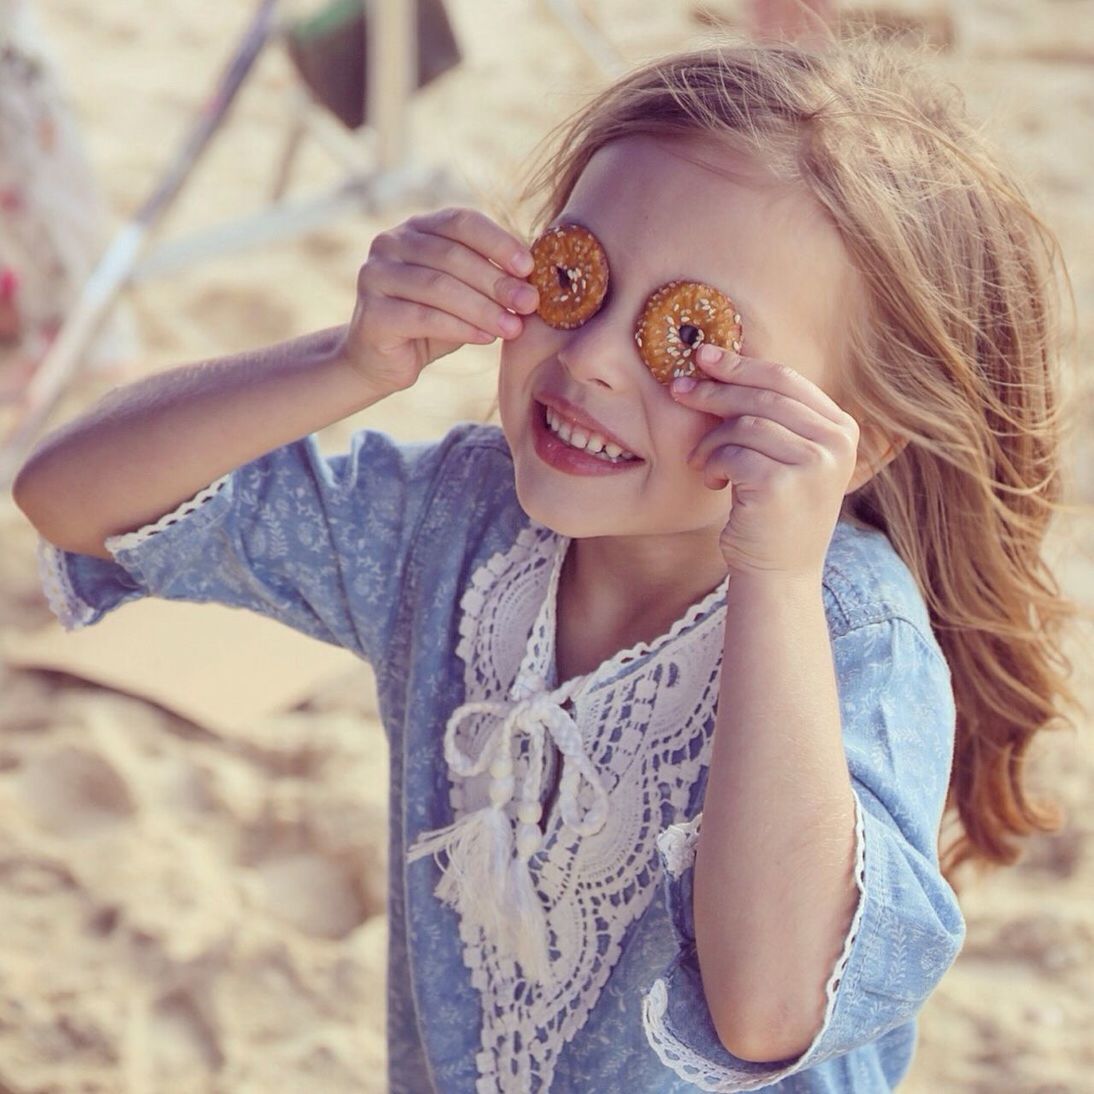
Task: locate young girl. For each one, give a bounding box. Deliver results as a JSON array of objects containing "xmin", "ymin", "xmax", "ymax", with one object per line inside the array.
[{"xmin": 13, "ymin": 31, "xmax": 1077, "ymax": 1093}]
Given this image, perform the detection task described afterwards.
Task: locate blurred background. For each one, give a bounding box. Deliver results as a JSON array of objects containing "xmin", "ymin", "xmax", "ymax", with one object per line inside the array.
[{"xmin": 0, "ymin": 1, "xmax": 1091, "ymax": 1090}]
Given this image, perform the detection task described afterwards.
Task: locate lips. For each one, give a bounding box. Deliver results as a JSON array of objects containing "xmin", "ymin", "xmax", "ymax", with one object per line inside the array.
[
  {"xmin": 543, "ymin": 404, "xmax": 637, "ymax": 461},
  {"xmin": 533, "ymin": 392, "xmax": 638, "ymax": 459},
  {"xmin": 529, "ymin": 398, "xmax": 644, "ymax": 477}
]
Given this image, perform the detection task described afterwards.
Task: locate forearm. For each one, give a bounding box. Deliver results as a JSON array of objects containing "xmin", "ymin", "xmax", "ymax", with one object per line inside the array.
[
  {"xmin": 693, "ymin": 572, "xmax": 859, "ymax": 1063},
  {"xmin": 13, "ymin": 325, "xmax": 384, "ymax": 556}
]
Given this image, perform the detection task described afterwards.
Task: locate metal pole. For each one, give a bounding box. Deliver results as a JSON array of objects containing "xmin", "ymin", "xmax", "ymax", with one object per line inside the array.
[
  {"xmin": 367, "ymin": 0, "xmax": 417, "ymax": 174},
  {"xmin": 0, "ymin": 0, "xmax": 280, "ymax": 490},
  {"xmin": 543, "ymin": 0, "xmax": 626, "ymax": 77}
]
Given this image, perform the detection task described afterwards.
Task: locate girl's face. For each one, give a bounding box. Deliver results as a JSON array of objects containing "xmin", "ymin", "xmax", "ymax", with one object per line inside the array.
[{"xmin": 498, "ymin": 135, "xmax": 859, "ymax": 543}]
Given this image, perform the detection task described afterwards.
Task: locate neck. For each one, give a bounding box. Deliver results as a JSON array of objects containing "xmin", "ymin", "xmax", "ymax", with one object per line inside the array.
[{"xmin": 562, "ymin": 530, "xmax": 730, "ymax": 647}]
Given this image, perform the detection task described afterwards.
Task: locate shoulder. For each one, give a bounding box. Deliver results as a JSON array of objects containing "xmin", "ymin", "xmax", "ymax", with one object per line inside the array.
[
  {"xmin": 434, "ymin": 420, "xmax": 512, "ymax": 466},
  {"xmin": 399, "ymin": 421, "xmax": 526, "ymax": 557},
  {"xmin": 391, "ymin": 420, "xmax": 510, "ymax": 480},
  {"xmin": 341, "ymin": 420, "xmax": 512, "ymax": 500},
  {"xmin": 822, "ymin": 519, "xmax": 939, "ymax": 654},
  {"xmin": 423, "ymin": 421, "xmax": 515, "ymax": 502}
]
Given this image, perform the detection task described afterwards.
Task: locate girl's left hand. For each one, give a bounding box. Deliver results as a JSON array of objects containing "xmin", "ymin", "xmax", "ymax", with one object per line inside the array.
[{"xmin": 670, "ymin": 344, "xmax": 860, "ymax": 583}]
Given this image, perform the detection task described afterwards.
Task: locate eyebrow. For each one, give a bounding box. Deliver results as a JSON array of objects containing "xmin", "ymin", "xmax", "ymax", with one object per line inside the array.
[{"xmin": 544, "ymin": 217, "xmax": 766, "ymax": 340}]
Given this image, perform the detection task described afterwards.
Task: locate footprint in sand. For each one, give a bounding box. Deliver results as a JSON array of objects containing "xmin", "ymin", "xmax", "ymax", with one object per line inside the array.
[
  {"xmin": 251, "ymin": 851, "xmax": 370, "ymax": 940},
  {"xmin": 135, "ymin": 986, "xmax": 224, "ymax": 1079},
  {"xmin": 18, "ymin": 745, "xmax": 136, "ymax": 836}
]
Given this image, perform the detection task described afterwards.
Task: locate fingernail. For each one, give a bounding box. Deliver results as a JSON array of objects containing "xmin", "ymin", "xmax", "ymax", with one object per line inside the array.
[
  {"xmin": 672, "ymin": 376, "xmax": 698, "ymax": 394},
  {"xmin": 697, "ymin": 344, "xmax": 723, "ymax": 365},
  {"xmin": 512, "ymin": 285, "xmax": 537, "ymax": 310},
  {"xmin": 511, "ymin": 251, "xmax": 534, "ymax": 275}
]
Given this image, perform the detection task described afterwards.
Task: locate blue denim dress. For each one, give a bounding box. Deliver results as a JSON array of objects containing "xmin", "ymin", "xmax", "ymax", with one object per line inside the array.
[{"xmin": 37, "ymin": 422, "xmax": 966, "ymax": 1092}]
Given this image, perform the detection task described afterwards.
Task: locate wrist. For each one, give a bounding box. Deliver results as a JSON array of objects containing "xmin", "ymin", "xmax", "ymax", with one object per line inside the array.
[
  {"xmin": 725, "ymin": 567, "xmax": 824, "ymax": 606},
  {"xmin": 323, "ymin": 327, "xmax": 395, "ymax": 408}
]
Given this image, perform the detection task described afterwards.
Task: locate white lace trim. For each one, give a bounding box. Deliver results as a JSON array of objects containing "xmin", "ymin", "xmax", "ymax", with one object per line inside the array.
[
  {"xmin": 104, "ymin": 473, "xmax": 232, "ymax": 554},
  {"xmin": 419, "ymin": 521, "xmax": 731, "ymax": 1092},
  {"xmin": 451, "ymin": 522, "xmax": 730, "ymax": 706},
  {"xmin": 640, "ymin": 787, "xmax": 870, "ymax": 1091},
  {"xmin": 35, "ymin": 473, "xmax": 232, "ymax": 632},
  {"xmin": 35, "ymin": 536, "xmax": 96, "ymax": 631}
]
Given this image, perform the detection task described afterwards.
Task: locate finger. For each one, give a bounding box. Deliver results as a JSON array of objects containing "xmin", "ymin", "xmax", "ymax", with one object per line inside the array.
[
  {"xmin": 364, "ymin": 293, "xmax": 499, "ymax": 347},
  {"xmin": 407, "ymin": 206, "xmax": 537, "ymax": 281},
  {"xmin": 393, "ymin": 227, "xmax": 540, "ymax": 316},
  {"xmin": 700, "ymin": 443, "xmax": 784, "ymax": 491},
  {"xmin": 672, "ymin": 378, "xmax": 840, "ymax": 446},
  {"xmin": 682, "ymin": 344, "xmax": 853, "ymax": 426},
  {"xmin": 687, "ymin": 415, "xmax": 819, "ymax": 471},
  {"xmin": 365, "ymin": 257, "xmax": 525, "ymax": 340}
]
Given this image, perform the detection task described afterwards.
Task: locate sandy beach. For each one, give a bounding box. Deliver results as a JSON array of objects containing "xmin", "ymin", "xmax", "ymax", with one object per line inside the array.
[{"xmin": 0, "ymin": 0, "xmax": 1092, "ymax": 1090}]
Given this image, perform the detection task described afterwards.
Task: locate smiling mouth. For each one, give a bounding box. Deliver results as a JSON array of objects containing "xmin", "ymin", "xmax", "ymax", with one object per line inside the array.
[{"xmin": 540, "ymin": 403, "xmax": 639, "ymax": 463}]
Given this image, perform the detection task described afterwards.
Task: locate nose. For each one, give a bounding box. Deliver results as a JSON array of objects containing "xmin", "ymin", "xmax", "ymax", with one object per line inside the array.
[{"xmin": 555, "ymin": 304, "xmax": 638, "ymax": 391}]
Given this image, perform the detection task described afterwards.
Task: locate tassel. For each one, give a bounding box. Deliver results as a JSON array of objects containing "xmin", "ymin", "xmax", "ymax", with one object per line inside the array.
[
  {"xmin": 406, "ymin": 797, "xmax": 515, "ymax": 942},
  {"xmin": 406, "ymin": 693, "xmax": 595, "ymax": 988},
  {"xmin": 499, "ymin": 802, "xmax": 552, "ymax": 986},
  {"xmin": 505, "ymin": 844, "xmax": 552, "ymax": 985}
]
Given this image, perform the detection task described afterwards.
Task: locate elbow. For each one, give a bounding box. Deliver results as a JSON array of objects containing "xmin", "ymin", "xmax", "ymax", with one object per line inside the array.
[
  {"xmin": 11, "ymin": 457, "xmax": 109, "ymax": 559},
  {"xmin": 11, "ymin": 460, "xmax": 37, "ymax": 513},
  {"xmin": 710, "ymin": 996, "xmax": 817, "ymax": 1065},
  {"xmin": 11, "ymin": 461, "xmax": 53, "ymax": 536},
  {"xmin": 12, "ymin": 450, "xmax": 59, "ymax": 527},
  {"xmin": 695, "ymin": 927, "xmax": 821, "ymax": 1064}
]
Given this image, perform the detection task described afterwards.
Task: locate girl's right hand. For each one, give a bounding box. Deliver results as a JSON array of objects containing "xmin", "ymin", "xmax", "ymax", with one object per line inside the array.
[{"xmin": 337, "ymin": 206, "xmax": 540, "ymax": 395}]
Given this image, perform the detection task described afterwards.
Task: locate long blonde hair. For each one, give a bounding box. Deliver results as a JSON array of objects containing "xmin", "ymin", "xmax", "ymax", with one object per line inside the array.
[{"xmin": 512, "ymin": 33, "xmax": 1082, "ymax": 891}]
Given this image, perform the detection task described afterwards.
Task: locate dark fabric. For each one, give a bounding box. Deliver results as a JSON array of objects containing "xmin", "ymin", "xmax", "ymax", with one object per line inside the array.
[{"xmin": 286, "ymin": 0, "xmax": 462, "ymax": 129}]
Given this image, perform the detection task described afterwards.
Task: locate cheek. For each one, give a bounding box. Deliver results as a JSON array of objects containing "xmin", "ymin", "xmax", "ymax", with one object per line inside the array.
[
  {"xmin": 497, "ymin": 333, "xmax": 547, "ymax": 447},
  {"xmin": 657, "ymin": 402, "xmax": 722, "ymax": 466},
  {"xmin": 498, "ymin": 322, "xmax": 551, "ymax": 389}
]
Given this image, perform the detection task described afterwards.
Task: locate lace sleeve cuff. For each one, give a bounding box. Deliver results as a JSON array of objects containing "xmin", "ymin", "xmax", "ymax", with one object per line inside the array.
[
  {"xmin": 104, "ymin": 473, "xmax": 232, "ymax": 554},
  {"xmin": 641, "ymin": 788, "xmax": 868, "ymax": 1091},
  {"xmin": 37, "ymin": 473, "xmax": 232, "ymax": 631}
]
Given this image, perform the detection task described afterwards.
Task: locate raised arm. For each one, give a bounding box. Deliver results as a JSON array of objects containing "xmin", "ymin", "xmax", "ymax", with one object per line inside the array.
[
  {"xmin": 12, "ymin": 326, "xmax": 381, "ymax": 559},
  {"xmin": 12, "ymin": 207, "xmax": 539, "ymax": 559}
]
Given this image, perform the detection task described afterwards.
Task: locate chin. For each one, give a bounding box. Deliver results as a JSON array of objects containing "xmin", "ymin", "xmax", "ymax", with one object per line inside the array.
[{"xmin": 513, "ymin": 484, "xmax": 606, "ymax": 539}]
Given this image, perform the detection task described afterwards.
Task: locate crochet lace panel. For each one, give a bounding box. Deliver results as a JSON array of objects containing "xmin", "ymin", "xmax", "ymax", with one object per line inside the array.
[
  {"xmin": 640, "ymin": 787, "xmax": 870, "ymax": 1091},
  {"xmin": 443, "ymin": 523, "xmax": 729, "ymax": 1092}
]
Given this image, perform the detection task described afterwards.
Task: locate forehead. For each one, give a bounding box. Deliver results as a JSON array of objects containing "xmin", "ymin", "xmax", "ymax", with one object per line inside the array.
[{"xmin": 549, "ymin": 136, "xmax": 858, "ymax": 375}]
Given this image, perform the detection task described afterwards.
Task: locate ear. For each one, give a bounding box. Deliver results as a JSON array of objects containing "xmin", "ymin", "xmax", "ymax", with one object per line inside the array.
[{"xmin": 845, "ymin": 424, "xmax": 907, "ymax": 495}]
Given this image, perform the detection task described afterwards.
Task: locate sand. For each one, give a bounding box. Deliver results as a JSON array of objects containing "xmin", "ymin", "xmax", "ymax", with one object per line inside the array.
[{"xmin": 0, "ymin": 0, "xmax": 1092, "ymax": 1090}]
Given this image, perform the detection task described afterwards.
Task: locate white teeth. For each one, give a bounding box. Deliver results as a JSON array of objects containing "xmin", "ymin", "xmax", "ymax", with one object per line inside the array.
[{"xmin": 543, "ymin": 405, "xmax": 636, "ymax": 462}]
